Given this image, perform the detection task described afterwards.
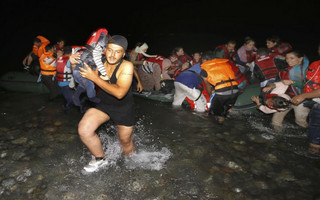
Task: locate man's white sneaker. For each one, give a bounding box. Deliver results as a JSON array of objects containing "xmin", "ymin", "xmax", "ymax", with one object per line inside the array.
[{"xmin": 83, "ymin": 158, "xmax": 108, "ymax": 172}]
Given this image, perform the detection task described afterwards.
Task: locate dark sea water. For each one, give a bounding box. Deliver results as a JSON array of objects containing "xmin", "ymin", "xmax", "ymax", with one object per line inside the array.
[{"xmin": 0, "ymin": 89, "xmax": 320, "ymax": 200}]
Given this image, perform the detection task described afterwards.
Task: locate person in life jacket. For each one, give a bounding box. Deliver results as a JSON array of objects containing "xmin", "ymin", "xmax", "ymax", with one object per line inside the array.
[
  {"xmin": 200, "ymin": 51, "xmax": 240, "ymax": 124},
  {"xmin": 251, "ymin": 80, "xmax": 294, "ymax": 131},
  {"xmin": 253, "ymin": 48, "xmax": 287, "ymax": 88},
  {"xmin": 173, "ymin": 62, "xmax": 191, "ymax": 79},
  {"xmin": 276, "ymin": 50, "xmax": 310, "ymax": 128},
  {"xmin": 180, "ymin": 54, "xmax": 211, "ymax": 112},
  {"xmin": 168, "ymin": 47, "xmax": 192, "ymax": 77},
  {"xmin": 72, "ymin": 28, "xmax": 110, "ymax": 108},
  {"xmin": 190, "ymin": 52, "xmax": 202, "ymax": 66},
  {"xmin": 38, "ymin": 43, "xmax": 61, "ymax": 100},
  {"xmin": 304, "ymin": 60, "xmax": 320, "ymax": 93},
  {"xmin": 128, "ymin": 42, "xmax": 160, "ymax": 91},
  {"xmin": 54, "ymin": 37, "xmax": 66, "ymax": 56},
  {"xmin": 22, "ymin": 35, "xmax": 50, "ymax": 74},
  {"xmin": 291, "ymin": 88, "xmax": 320, "ymax": 153},
  {"xmin": 228, "ymin": 60, "xmax": 248, "ymax": 90},
  {"xmin": 235, "ymin": 37, "xmax": 257, "ymax": 82},
  {"xmin": 56, "ymin": 46, "xmax": 74, "ymax": 112},
  {"xmin": 214, "ymin": 40, "xmax": 236, "ymax": 61},
  {"xmin": 266, "ymin": 35, "xmax": 292, "ymax": 59},
  {"xmin": 172, "ymin": 54, "xmax": 209, "ymax": 113},
  {"xmin": 290, "ymin": 46, "xmax": 320, "ymax": 153}
]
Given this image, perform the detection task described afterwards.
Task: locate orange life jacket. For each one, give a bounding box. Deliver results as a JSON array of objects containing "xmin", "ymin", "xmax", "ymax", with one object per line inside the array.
[
  {"xmin": 39, "ymin": 51, "xmax": 56, "ymax": 76},
  {"xmin": 228, "ymin": 60, "xmax": 247, "ymax": 85},
  {"xmin": 304, "ymin": 60, "xmax": 320, "ymax": 93},
  {"xmin": 33, "ymin": 35, "xmax": 50, "ymax": 57},
  {"xmin": 201, "ymin": 59, "xmax": 238, "ymax": 91}
]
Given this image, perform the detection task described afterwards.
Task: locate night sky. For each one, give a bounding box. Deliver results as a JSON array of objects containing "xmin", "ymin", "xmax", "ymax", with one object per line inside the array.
[{"xmin": 1, "ymin": 0, "xmax": 320, "ymax": 75}]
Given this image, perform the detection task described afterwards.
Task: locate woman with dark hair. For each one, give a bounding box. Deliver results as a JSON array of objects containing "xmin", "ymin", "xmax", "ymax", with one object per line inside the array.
[
  {"xmin": 235, "ymin": 36, "xmax": 257, "ymax": 82},
  {"xmin": 291, "ymin": 45, "xmax": 320, "ymax": 153},
  {"xmin": 272, "ymin": 50, "xmax": 311, "ymax": 129},
  {"xmin": 266, "ymin": 35, "xmax": 292, "ymax": 58}
]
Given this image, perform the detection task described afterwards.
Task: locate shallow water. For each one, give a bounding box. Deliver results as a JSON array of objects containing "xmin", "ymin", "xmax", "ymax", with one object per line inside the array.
[{"xmin": 0, "ymin": 90, "xmax": 320, "ymax": 200}]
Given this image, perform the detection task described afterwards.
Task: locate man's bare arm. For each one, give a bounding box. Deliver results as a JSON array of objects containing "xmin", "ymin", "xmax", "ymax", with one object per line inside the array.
[{"xmin": 80, "ymin": 61, "xmax": 134, "ymax": 99}]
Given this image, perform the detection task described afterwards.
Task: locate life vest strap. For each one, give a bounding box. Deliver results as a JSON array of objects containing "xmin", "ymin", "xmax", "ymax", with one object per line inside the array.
[
  {"xmin": 215, "ymin": 89, "xmax": 239, "ymax": 95},
  {"xmin": 261, "ymin": 66, "xmax": 278, "ymax": 72},
  {"xmin": 41, "ymin": 69, "xmax": 56, "ymax": 72},
  {"xmin": 215, "ymin": 79, "xmax": 235, "ymax": 86},
  {"xmin": 306, "ymin": 80, "xmax": 320, "ymax": 86}
]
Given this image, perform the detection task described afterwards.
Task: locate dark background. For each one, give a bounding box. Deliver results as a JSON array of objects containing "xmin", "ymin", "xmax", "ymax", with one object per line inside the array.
[{"xmin": 1, "ymin": 0, "xmax": 320, "ymax": 75}]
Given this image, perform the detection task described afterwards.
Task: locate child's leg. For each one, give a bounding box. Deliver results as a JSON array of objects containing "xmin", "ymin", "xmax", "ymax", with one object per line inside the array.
[{"xmin": 84, "ymin": 79, "xmax": 100, "ymax": 104}]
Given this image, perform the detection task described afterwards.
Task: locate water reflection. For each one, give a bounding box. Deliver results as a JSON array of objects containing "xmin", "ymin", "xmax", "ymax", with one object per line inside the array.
[{"xmin": 0, "ymin": 91, "xmax": 319, "ymax": 199}]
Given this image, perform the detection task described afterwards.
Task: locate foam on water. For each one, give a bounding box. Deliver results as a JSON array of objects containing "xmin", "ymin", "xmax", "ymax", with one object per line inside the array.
[
  {"xmin": 291, "ymin": 145, "xmax": 320, "ymax": 160},
  {"xmin": 80, "ymin": 118, "xmax": 172, "ymax": 172},
  {"xmin": 250, "ymin": 120, "xmax": 275, "ymax": 136},
  {"xmin": 124, "ymin": 147, "xmax": 172, "ymax": 170},
  {"xmin": 261, "ymin": 133, "xmax": 275, "ymax": 140},
  {"xmin": 248, "ymin": 116, "xmax": 307, "ymax": 139}
]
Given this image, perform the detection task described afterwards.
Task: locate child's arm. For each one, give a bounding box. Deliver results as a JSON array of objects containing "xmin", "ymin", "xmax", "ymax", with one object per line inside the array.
[{"xmin": 251, "ymin": 96, "xmax": 277, "ymax": 114}]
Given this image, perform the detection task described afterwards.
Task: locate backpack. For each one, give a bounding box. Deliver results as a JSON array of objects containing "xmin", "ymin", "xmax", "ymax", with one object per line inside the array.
[{"xmin": 77, "ymin": 28, "xmax": 109, "ymax": 76}]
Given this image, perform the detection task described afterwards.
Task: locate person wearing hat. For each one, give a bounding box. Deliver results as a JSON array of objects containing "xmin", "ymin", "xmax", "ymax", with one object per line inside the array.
[{"xmin": 69, "ymin": 35, "xmax": 136, "ymax": 172}]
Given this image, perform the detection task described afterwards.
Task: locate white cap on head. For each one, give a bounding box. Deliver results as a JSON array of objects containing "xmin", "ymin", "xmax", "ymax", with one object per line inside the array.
[{"xmin": 135, "ymin": 43, "xmax": 156, "ymax": 57}]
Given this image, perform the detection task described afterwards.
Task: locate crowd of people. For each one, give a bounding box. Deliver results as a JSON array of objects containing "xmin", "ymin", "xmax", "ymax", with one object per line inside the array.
[{"xmin": 22, "ymin": 29, "xmax": 320, "ymax": 172}]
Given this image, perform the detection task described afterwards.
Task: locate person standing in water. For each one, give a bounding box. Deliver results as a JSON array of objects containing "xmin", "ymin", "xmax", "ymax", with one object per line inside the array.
[{"xmin": 69, "ymin": 35, "xmax": 135, "ymax": 172}]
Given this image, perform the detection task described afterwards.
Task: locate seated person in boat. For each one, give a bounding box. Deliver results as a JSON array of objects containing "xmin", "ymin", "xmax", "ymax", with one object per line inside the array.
[
  {"xmin": 168, "ymin": 47, "xmax": 192, "ymax": 77},
  {"xmin": 253, "ymin": 48, "xmax": 286, "ymax": 88},
  {"xmin": 23, "ymin": 35, "xmax": 51, "ymax": 74},
  {"xmin": 190, "ymin": 52, "xmax": 202, "ymax": 66},
  {"xmin": 173, "ymin": 62, "xmax": 191, "ymax": 79},
  {"xmin": 214, "ymin": 40, "xmax": 236, "ymax": 61},
  {"xmin": 127, "ymin": 42, "xmax": 157, "ymax": 92},
  {"xmin": 266, "ymin": 35, "xmax": 292, "ymax": 59},
  {"xmin": 54, "ymin": 37, "xmax": 66, "ymax": 57},
  {"xmin": 235, "ymin": 36, "xmax": 257, "ymax": 83},
  {"xmin": 139, "ymin": 55, "xmax": 174, "ymax": 92}
]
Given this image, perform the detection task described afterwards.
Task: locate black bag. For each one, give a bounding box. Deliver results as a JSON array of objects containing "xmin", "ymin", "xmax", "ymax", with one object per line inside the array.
[{"xmin": 160, "ymin": 80, "xmax": 174, "ymax": 94}]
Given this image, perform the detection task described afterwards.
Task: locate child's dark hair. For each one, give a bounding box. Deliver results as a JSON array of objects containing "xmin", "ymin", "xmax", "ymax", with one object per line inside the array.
[
  {"xmin": 271, "ymin": 96, "xmax": 291, "ymax": 109},
  {"xmin": 266, "ymin": 35, "xmax": 281, "ymax": 44},
  {"xmin": 45, "ymin": 43, "xmax": 55, "ymax": 52},
  {"xmin": 63, "ymin": 46, "xmax": 72, "ymax": 55}
]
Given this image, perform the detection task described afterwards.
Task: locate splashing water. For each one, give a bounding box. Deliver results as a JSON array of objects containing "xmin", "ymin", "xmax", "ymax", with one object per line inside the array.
[
  {"xmin": 81, "ymin": 118, "xmax": 172, "ymax": 171},
  {"xmin": 124, "ymin": 147, "xmax": 172, "ymax": 170},
  {"xmin": 248, "ymin": 114, "xmax": 307, "ymax": 139}
]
